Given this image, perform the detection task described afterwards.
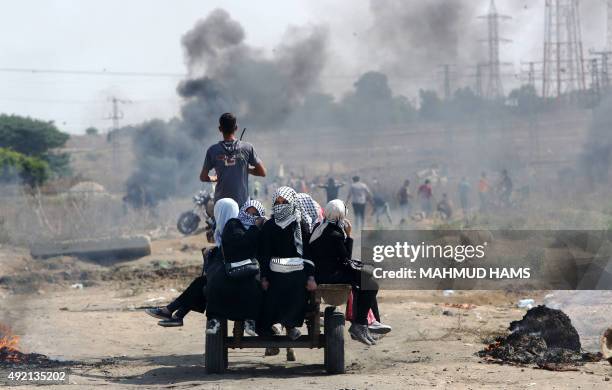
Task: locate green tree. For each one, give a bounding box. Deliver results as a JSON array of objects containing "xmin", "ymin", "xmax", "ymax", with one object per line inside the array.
[
  {"xmin": 0, "ymin": 114, "xmax": 70, "ymax": 176},
  {"xmin": 0, "ymin": 147, "xmax": 50, "ymax": 187},
  {"xmin": 85, "ymin": 126, "xmax": 99, "ymax": 136}
]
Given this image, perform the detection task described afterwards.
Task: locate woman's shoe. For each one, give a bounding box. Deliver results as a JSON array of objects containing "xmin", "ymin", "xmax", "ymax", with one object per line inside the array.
[
  {"xmin": 349, "ymin": 324, "xmax": 373, "ymax": 346},
  {"xmin": 368, "ymin": 320, "xmax": 392, "ymax": 334},
  {"xmin": 286, "ymin": 327, "xmax": 301, "ymax": 341},
  {"xmin": 206, "ymin": 319, "xmax": 221, "ymax": 335},
  {"xmin": 244, "ymin": 320, "xmax": 258, "ymax": 337},
  {"xmin": 146, "ymin": 307, "xmax": 172, "ymax": 320},
  {"xmin": 158, "ymin": 316, "xmax": 183, "ymax": 327}
]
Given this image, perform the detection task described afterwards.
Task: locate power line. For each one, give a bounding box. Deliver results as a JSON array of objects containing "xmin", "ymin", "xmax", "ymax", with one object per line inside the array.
[{"xmin": 0, "ymin": 67, "xmax": 185, "ymax": 78}]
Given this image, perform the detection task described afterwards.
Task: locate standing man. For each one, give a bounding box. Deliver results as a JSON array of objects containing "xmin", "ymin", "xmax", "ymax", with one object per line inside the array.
[
  {"xmin": 417, "ymin": 179, "xmax": 433, "ymax": 217},
  {"xmin": 319, "ymin": 177, "xmax": 345, "ymax": 203},
  {"xmin": 200, "ymin": 113, "xmax": 266, "ymax": 206},
  {"xmin": 478, "ymin": 172, "xmax": 490, "ymax": 212},
  {"xmin": 346, "ymin": 176, "xmax": 371, "ymax": 230},
  {"xmin": 396, "ymin": 179, "xmax": 413, "ymax": 224},
  {"xmin": 457, "ymin": 176, "xmax": 471, "ymax": 217}
]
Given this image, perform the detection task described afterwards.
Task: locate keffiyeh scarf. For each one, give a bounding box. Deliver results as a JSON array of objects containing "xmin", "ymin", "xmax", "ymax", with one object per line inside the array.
[
  {"xmin": 238, "ymin": 199, "xmax": 266, "ymax": 229},
  {"xmin": 272, "ymin": 186, "xmax": 308, "ymax": 255},
  {"xmin": 296, "ymin": 193, "xmax": 321, "ymax": 231}
]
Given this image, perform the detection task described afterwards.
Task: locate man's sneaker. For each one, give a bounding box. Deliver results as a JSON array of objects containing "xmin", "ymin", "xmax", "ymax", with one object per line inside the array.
[
  {"xmin": 349, "ymin": 323, "xmax": 373, "ymax": 346},
  {"xmin": 158, "ymin": 316, "xmax": 183, "ymax": 327},
  {"xmin": 286, "ymin": 348, "xmax": 296, "ymax": 361},
  {"xmin": 244, "ymin": 320, "xmax": 258, "ymax": 337},
  {"xmin": 146, "ymin": 307, "xmax": 172, "ymax": 320},
  {"xmin": 368, "ymin": 320, "xmax": 392, "ymax": 334},
  {"xmin": 271, "ymin": 323, "xmax": 283, "ymax": 335},
  {"xmin": 286, "ymin": 327, "xmax": 301, "ymax": 341},
  {"xmin": 264, "ymin": 347, "xmax": 280, "ymax": 356},
  {"xmin": 206, "ymin": 319, "xmax": 221, "ymax": 335}
]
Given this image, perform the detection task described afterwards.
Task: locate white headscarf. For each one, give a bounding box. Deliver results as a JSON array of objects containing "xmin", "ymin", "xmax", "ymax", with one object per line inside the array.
[
  {"xmin": 309, "ymin": 199, "xmax": 346, "ymax": 243},
  {"xmin": 213, "ymin": 198, "xmax": 239, "ymax": 247}
]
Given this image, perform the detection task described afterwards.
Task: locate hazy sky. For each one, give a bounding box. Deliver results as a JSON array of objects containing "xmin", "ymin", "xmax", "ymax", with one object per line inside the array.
[{"xmin": 0, "ymin": 0, "xmax": 607, "ymax": 134}]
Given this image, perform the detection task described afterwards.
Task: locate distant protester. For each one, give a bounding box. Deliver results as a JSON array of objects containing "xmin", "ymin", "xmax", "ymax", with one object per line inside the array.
[
  {"xmin": 346, "ymin": 176, "xmax": 371, "ymax": 230},
  {"xmin": 319, "ymin": 177, "xmax": 345, "ymax": 203}
]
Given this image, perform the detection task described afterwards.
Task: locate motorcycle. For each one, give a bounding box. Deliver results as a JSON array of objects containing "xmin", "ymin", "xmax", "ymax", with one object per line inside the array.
[{"xmin": 177, "ymin": 190, "xmax": 215, "ymax": 241}]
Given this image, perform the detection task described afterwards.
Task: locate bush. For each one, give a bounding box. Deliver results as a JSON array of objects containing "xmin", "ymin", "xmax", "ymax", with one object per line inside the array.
[
  {"xmin": 85, "ymin": 127, "xmax": 99, "ymax": 136},
  {"xmin": 0, "ymin": 147, "xmax": 50, "ymax": 187},
  {"xmin": 0, "ymin": 114, "xmax": 70, "ymax": 176}
]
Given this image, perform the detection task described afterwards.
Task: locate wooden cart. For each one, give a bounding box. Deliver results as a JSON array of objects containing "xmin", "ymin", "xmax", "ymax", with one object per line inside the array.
[{"xmin": 205, "ymin": 284, "xmax": 351, "ymax": 374}]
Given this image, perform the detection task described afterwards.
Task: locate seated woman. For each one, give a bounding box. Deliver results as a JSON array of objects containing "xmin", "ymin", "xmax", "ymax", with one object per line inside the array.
[
  {"xmin": 259, "ymin": 186, "xmax": 317, "ymax": 341},
  {"xmin": 309, "ymin": 199, "xmax": 391, "ymax": 345},
  {"xmin": 145, "ymin": 275, "xmax": 207, "ymax": 327},
  {"xmin": 205, "ymin": 198, "xmax": 266, "ymax": 336},
  {"xmin": 296, "ymin": 192, "xmax": 323, "ymax": 228},
  {"xmin": 144, "ymin": 198, "xmax": 264, "ymax": 329}
]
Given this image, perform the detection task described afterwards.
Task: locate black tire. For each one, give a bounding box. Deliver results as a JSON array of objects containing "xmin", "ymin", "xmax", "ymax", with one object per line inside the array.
[
  {"xmin": 324, "ymin": 306, "xmax": 345, "ymax": 374},
  {"xmin": 205, "ymin": 320, "xmax": 227, "ymax": 374},
  {"xmin": 177, "ymin": 211, "xmax": 200, "ymax": 235}
]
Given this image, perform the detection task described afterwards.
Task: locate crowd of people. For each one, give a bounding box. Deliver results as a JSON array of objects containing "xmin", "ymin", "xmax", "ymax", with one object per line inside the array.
[
  {"xmin": 258, "ymin": 167, "xmax": 518, "ymax": 228},
  {"xmin": 146, "ymin": 113, "xmax": 391, "ymax": 357}
]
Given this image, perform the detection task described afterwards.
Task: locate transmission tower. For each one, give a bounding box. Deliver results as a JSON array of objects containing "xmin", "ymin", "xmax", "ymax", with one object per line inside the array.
[
  {"xmin": 478, "ymin": 0, "xmax": 511, "ymax": 99},
  {"xmin": 542, "ymin": 0, "xmax": 587, "ymax": 98}
]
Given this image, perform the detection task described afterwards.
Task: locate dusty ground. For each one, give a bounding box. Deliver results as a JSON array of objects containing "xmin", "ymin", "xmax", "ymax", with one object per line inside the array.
[{"xmin": 1, "ymin": 236, "xmax": 611, "ymax": 390}]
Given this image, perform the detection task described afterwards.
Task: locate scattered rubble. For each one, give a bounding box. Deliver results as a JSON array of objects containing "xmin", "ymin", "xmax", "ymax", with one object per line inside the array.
[{"xmin": 479, "ymin": 306, "xmax": 602, "ymax": 370}]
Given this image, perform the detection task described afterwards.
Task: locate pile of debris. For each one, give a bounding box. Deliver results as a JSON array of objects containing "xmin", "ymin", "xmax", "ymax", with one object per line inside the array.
[{"xmin": 479, "ymin": 306, "xmax": 602, "ymax": 370}]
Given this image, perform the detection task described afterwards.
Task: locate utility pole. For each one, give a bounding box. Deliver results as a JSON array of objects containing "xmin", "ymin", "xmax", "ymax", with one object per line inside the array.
[
  {"xmin": 590, "ymin": 58, "xmax": 601, "ymax": 99},
  {"xmin": 608, "ymin": 0, "xmax": 612, "ymax": 50},
  {"xmin": 437, "ymin": 64, "xmax": 456, "ymax": 100},
  {"xmin": 590, "ymin": 50, "xmax": 611, "ymax": 90},
  {"xmin": 520, "ymin": 61, "xmax": 544, "ymax": 90},
  {"xmin": 542, "ymin": 0, "xmax": 586, "ymax": 99},
  {"xmin": 478, "ymin": 0, "xmax": 511, "ymax": 99},
  {"xmin": 105, "ymin": 96, "xmax": 130, "ymax": 172}
]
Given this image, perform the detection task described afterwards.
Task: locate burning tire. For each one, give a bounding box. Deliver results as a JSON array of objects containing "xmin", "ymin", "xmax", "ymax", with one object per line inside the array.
[
  {"xmin": 323, "ymin": 306, "xmax": 345, "ymax": 374},
  {"xmin": 205, "ymin": 320, "xmax": 227, "ymax": 374},
  {"xmin": 177, "ymin": 211, "xmax": 201, "ymax": 235}
]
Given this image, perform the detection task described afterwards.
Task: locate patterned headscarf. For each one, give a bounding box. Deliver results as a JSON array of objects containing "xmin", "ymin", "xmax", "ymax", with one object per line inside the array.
[
  {"xmin": 238, "ymin": 199, "xmax": 266, "ymax": 229},
  {"xmin": 272, "ymin": 186, "xmax": 306, "ymax": 255},
  {"xmin": 296, "ymin": 193, "xmax": 322, "ymax": 231},
  {"xmin": 310, "ymin": 199, "xmax": 347, "ymax": 243},
  {"xmin": 213, "ymin": 198, "xmax": 239, "ymax": 247}
]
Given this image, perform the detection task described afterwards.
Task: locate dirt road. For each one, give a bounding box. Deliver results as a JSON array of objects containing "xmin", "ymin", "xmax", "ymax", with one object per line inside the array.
[{"xmin": 1, "ymin": 237, "xmax": 610, "ymax": 389}]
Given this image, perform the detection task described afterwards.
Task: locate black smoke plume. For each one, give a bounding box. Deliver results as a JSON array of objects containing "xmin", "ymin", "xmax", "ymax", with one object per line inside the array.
[{"xmin": 125, "ymin": 9, "xmax": 329, "ymax": 207}]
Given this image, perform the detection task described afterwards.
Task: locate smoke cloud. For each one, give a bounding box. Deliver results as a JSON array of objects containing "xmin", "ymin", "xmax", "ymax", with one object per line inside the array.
[{"xmin": 125, "ymin": 9, "xmax": 329, "ymax": 206}]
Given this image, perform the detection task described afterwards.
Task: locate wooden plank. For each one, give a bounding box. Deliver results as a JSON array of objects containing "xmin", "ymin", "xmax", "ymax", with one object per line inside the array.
[{"xmin": 226, "ymin": 335, "xmax": 325, "ymax": 349}]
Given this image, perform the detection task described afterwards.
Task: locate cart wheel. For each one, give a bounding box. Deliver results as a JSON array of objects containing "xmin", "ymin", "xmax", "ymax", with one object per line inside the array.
[
  {"xmin": 205, "ymin": 319, "xmax": 227, "ymax": 374},
  {"xmin": 323, "ymin": 306, "xmax": 345, "ymax": 374}
]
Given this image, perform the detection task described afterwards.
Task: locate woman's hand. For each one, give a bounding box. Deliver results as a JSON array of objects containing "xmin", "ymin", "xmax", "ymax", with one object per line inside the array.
[
  {"xmin": 344, "ymin": 219, "xmax": 352, "ymax": 237},
  {"xmin": 306, "ymin": 276, "xmax": 317, "ymax": 292},
  {"xmin": 261, "ymin": 277, "xmax": 270, "ymax": 291}
]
